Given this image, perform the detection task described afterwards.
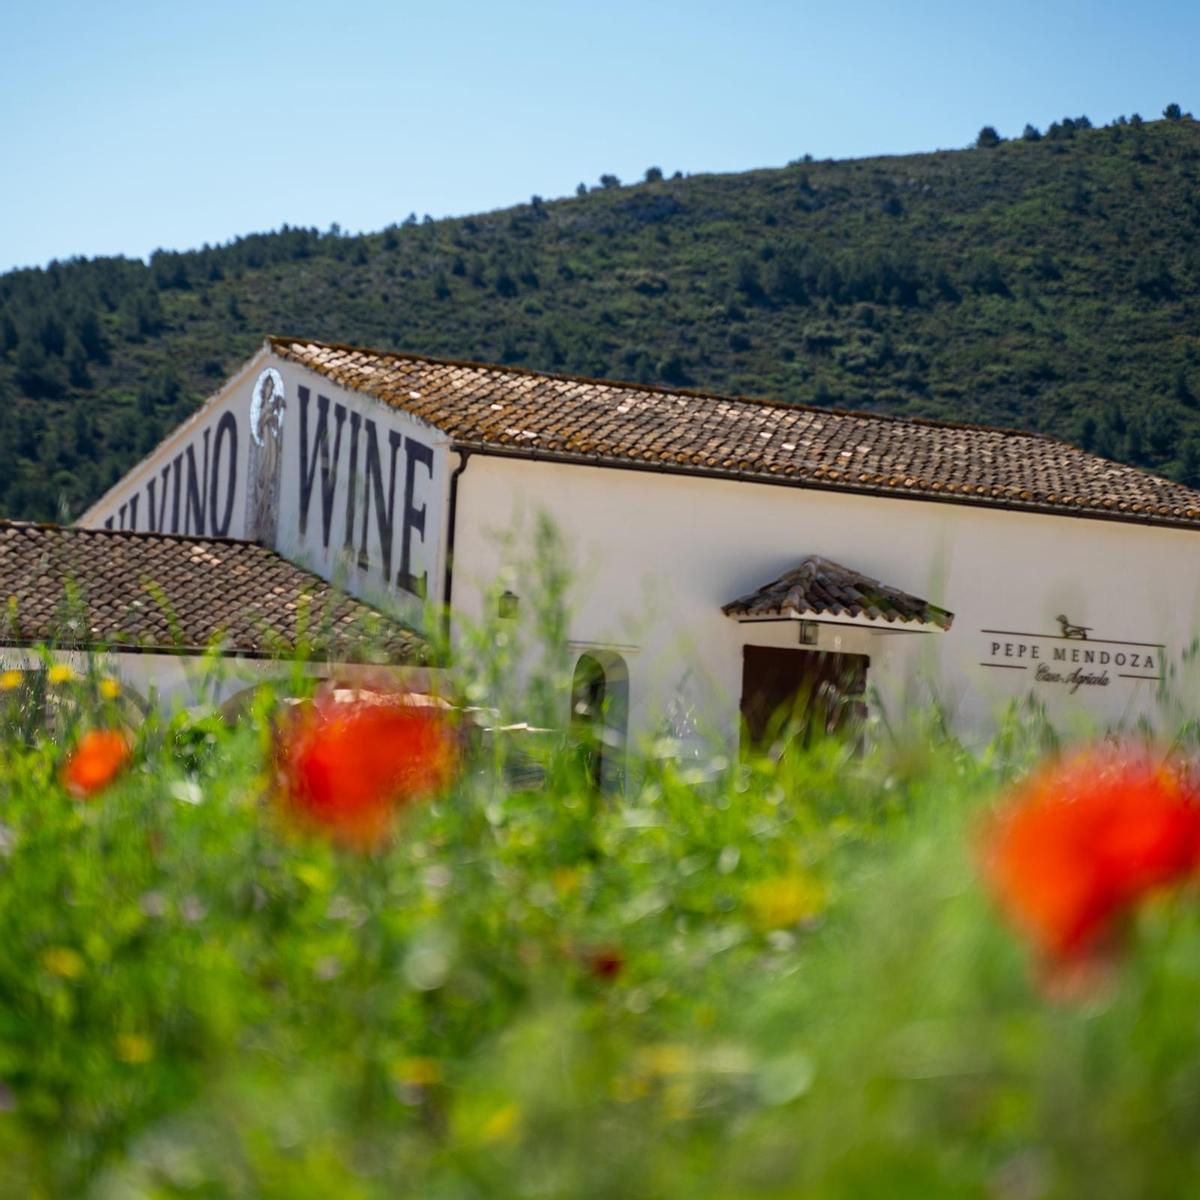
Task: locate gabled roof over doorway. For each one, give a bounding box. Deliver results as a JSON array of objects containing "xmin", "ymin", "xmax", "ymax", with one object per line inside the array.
[{"xmin": 723, "ymin": 556, "xmax": 953, "ymax": 631}]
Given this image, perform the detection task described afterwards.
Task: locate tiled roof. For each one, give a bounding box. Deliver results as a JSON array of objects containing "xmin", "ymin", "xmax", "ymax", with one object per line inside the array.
[
  {"xmin": 0, "ymin": 522, "xmax": 426, "ymax": 661},
  {"xmin": 723, "ymin": 556, "xmax": 953, "ymax": 629},
  {"xmin": 271, "ymin": 337, "xmax": 1200, "ymax": 530}
]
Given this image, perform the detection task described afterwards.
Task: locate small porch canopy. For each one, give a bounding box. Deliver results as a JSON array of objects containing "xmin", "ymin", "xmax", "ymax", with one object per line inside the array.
[{"xmin": 723, "ymin": 555, "xmax": 953, "ymax": 633}]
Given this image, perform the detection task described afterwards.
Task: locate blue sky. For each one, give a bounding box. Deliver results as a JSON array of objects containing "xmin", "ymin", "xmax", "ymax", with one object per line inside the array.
[{"xmin": 2, "ymin": 0, "xmax": 1196, "ymax": 273}]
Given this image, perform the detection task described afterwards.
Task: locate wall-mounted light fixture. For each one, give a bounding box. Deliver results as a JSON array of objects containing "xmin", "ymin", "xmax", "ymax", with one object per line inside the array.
[
  {"xmin": 498, "ymin": 590, "xmax": 519, "ymax": 620},
  {"xmin": 798, "ymin": 620, "xmax": 819, "ymax": 646}
]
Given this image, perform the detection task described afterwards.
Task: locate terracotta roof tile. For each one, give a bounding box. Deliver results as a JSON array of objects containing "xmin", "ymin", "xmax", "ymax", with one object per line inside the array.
[
  {"xmin": 271, "ymin": 337, "xmax": 1200, "ymax": 530},
  {"xmin": 0, "ymin": 522, "xmax": 426, "ymax": 661},
  {"xmin": 723, "ymin": 556, "xmax": 953, "ymax": 629}
]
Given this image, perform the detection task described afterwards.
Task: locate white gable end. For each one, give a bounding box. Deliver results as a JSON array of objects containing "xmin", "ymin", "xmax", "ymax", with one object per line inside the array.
[{"xmin": 78, "ymin": 345, "xmax": 451, "ymax": 620}]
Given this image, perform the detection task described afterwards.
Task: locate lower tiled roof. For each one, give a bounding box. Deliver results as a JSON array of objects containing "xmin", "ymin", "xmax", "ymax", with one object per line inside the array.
[
  {"xmin": 723, "ymin": 556, "xmax": 953, "ymax": 629},
  {"xmin": 271, "ymin": 337, "xmax": 1200, "ymax": 530},
  {"xmin": 0, "ymin": 521, "xmax": 426, "ymax": 661}
]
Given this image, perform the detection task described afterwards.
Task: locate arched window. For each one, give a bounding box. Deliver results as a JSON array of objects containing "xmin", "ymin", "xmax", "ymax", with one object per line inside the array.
[{"xmin": 569, "ymin": 650, "xmax": 629, "ymax": 793}]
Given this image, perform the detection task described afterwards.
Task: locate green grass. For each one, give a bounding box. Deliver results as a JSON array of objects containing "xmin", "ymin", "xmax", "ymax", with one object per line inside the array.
[{"xmin": 4, "ymin": 658, "xmax": 1200, "ymax": 1196}]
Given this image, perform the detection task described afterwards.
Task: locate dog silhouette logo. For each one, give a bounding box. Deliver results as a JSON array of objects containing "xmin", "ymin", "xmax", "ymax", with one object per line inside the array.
[{"xmin": 1055, "ymin": 614, "xmax": 1092, "ymax": 640}]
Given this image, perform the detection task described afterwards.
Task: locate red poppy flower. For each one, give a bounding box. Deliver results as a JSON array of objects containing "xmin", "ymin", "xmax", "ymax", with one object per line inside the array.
[
  {"xmin": 61, "ymin": 729, "xmax": 132, "ymax": 799},
  {"xmin": 274, "ymin": 688, "xmax": 456, "ymax": 850},
  {"xmin": 982, "ymin": 745, "xmax": 1200, "ymax": 964}
]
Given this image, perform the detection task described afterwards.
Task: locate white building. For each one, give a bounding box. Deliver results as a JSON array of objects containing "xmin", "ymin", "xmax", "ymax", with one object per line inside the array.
[{"xmin": 71, "ymin": 336, "xmax": 1200, "ymax": 754}]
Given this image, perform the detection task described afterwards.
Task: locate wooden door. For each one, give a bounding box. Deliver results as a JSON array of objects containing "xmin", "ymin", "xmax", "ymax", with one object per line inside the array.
[{"xmin": 739, "ymin": 645, "xmax": 869, "ymax": 748}]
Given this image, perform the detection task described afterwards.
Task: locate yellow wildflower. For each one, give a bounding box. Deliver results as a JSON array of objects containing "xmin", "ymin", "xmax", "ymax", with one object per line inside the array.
[
  {"xmin": 637, "ymin": 1043, "xmax": 694, "ymax": 1078},
  {"xmin": 115, "ymin": 1034, "xmax": 154, "ymax": 1064},
  {"xmin": 662, "ymin": 1080, "xmax": 695, "ymax": 1122},
  {"xmin": 611, "ymin": 1073, "xmax": 649, "ymax": 1103},
  {"xmin": 480, "ymin": 1102, "xmax": 521, "ymax": 1143},
  {"xmin": 98, "ymin": 677, "xmax": 121, "ymax": 699},
  {"xmin": 41, "ymin": 946, "xmax": 85, "ymax": 979},
  {"xmin": 747, "ymin": 873, "xmax": 826, "ymax": 929},
  {"xmin": 0, "ymin": 670, "xmax": 21, "ymax": 691},
  {"xmin": 551, "ymin": 865, "xmax": 583, "ymax": 897},
  {"xmin": 47, "ymin": 664, "xmax": 76, "ymax": 685},
  {"xmin": 293, "ymin": 862, "xmax": 330, "ymax": 892},
  {"xmin": 393, "ymin": 1056, "xmax": 442, "ymax": 1086}
]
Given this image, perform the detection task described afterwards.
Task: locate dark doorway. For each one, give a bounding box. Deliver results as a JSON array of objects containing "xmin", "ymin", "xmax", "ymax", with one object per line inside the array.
[
  {"xmin": 739, "ymin": 645, "xmax": 869, "ymax": 748},
  {"xmin": 570, "ymin": 653, "xmax": 607, "ymax": 789},
  {"xmin": 568, "ymin": 650, "xmax": 630, "ymax": 793}
]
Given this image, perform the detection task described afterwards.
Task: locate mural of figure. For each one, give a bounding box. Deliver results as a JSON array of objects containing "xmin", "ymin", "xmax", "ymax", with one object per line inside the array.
[{"xmin": 246, "ymin": 368, "xmax": 286, "ymax": 546}]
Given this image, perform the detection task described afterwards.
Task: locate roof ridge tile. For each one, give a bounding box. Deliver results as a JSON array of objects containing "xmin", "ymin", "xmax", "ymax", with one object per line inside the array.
[{"xmin": 268, "ymin": 336, "xmax": 1200, "ymax": 532}]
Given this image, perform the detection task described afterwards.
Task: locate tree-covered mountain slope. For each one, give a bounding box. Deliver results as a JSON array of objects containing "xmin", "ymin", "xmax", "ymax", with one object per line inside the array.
[{"xmin": 3, "ymin": 113, "xmax": 1200, "ymax": 521}]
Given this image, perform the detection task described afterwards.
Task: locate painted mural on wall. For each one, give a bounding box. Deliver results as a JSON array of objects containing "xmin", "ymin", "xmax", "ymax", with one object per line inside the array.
[
  {"xmin": 87, "ymin": 358, "xmax": 445, "ymax": 606},
  {"xmin": 246, "ymin": 367, "xmax": 286, "ymax": 545}
]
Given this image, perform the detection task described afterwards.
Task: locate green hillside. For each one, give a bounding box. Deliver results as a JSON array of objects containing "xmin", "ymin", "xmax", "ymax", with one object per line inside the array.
[{"xmin": 4, "ymin": 112, "xmax": 1200, "ymax": 521}]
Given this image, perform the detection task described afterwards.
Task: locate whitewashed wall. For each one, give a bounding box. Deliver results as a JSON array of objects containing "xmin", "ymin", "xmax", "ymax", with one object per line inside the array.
[
  {"xmin": 451, "ymin": 455, "xmax": 1200, "ymax": 749},
  {"xmin": 0, "ymin": 646, "xmax": 277, "ymax": 712},
  {"xmin": 271, "ymin": 363, "xmax": 450, "ymax": 621},
  {"xmin": 80, "ymin": 351, "xmax": 265, "ymax": 540},
  {"xmin": 0, "ymin": 646, "xmax": 437, "ymax": 718}
]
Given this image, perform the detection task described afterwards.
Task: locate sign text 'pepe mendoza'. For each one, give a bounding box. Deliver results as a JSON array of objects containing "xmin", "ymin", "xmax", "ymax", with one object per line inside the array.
[{"xmin": 979, "ymin": 618, "xmax": 1162, "ymax": 693}]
